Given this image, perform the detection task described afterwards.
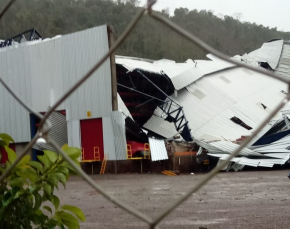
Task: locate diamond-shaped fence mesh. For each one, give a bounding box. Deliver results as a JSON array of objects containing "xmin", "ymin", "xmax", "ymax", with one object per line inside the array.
[{"xmin": 0, "ymin": 0, "xmax": 289, "ymax": 228}]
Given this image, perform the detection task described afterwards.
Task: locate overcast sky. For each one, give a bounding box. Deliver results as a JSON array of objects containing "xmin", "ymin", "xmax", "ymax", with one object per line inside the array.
[{"xmin": 139, "ymin": 0, "xmax": 290, "ymax": 32}]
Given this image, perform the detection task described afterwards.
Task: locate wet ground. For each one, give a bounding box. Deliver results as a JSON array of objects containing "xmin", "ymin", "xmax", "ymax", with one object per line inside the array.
[{"xmin": 56, "ymin": 170, "xmax": 290, "ymax": 228}]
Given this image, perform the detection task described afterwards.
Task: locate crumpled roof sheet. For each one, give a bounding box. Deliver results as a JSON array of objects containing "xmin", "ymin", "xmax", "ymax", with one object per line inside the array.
[
  {"xmin": 255, "ymin": 40, "xmax": 284, "ymax": 69},
  {"xmin": 210, "ymin": 154, "xmax": 288, "ymax": 168},
  {"xmin": 148, "ymin": 137, "xmax": 168, "ymax": 161},
  {"xmin": 275, "ymin": 41, "xmax": 290, "ymax": 78},
  {"xmin": 117, "ymin": 93, "xmax": 133, "ymax": 120},
  {"xmin": 143, "ymin": 115, "xmax": 177, "ymax": 139},
  {"xmin": 209, "ymin": 141, "xmax": 262, "ymax": 156},
  {"xmin": 116, "ymin": 56, "xmax": 234, "ymax": 90},
  {"xmin": 175, "ymin": 67, "xmax": 288, "ymax": 140},
  {"xmin": 252, "ymin": 135, "xmax": 290, "ymax": 155}
]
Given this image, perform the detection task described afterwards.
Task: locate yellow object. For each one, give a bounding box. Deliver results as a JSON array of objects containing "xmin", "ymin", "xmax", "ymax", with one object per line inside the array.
[
  {"xmin": 87, "ymin": 111, "xmax": 92, "ymax": 118},
  {"xmin": 100, "ymin": 154, "xmax": 108, "ymax": 175},
  {"xmin": 127, "ymin": 144, "xmax": 132, "ymax": 159},
  {"xmin": 94, "ymin": 147, "xmax": 100, "ymax": 161},
  {"xmin": 80, "ymin": 147, "xmax": 101, "ymax": 175},
  {"xmin": 144, "ymin": 143, "xmax": 151, "ymax": 159},
  {"xmin": 81, "ymin": 148, "xmax": 84, "ymax": 160},
  {"xmin": 161, "ymin": 170, "xmax": 176, "ymax": 176}
]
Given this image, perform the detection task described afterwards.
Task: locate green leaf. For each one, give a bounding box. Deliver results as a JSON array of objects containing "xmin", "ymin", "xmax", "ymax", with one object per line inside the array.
[
  {"xmin": 29, "ymin": 184, "xmax": 37, "ymax": 193},
  {"xmin": 62, "ymin": 219, "xmax": 78, "ymax": 229},
  {"xmin": 47, "ymin": 218, "xmax": 60, "ymax": 228},
  {"xmin": 2, "ymin": 192, "xmax": 12, "ymax": 206},
  {"xmin": 31, "ymin": 211, "xmax": 48, "ymax": 225},
  {"xmin": 43, "ymin": 183, "xmax": 52, "ymax": 195},
  {"xmin": 63, "ymin": 147, "xmax": 81, "ymax": 159},
  {"xmin": 56, "ymin": 211, "xmax": 80, "ymax": 229},
  {"xmin": 43, "ymin": 205, "xmax": 52, "ymax": 214},
  {"xmin": 0, "ymin": 140, "xmax": 7, "ymax": 147},
  {"xmin": 52, "ymin": 195, "xmax": 60, "ymax": 209},
  {"xmin": 61, "ymin": 205, "xmax": 86, "ymax": 221},
  {"xmin": 28, "ymin": 161, "xmax": 43, "ymax": 173},
  {"xmin": 11, "ymin": 187, "xmax": 21, "ymax": 199},
  {"xmin": 33, "ymin": 191, "xmax": 42, "ymax": 210},
  {"xmin": 5, "ymin": 146, "xmax": 17, "ymax": 163},
  {"xmin": 52, "ymin": 172, "xmax": 67, "ymax": 188},
  {"xmin": 9, "ymin": 177, "xmax": 27, "ymax": 187},
  {"xmin": 0, "ymin": 167, "xmax": 4, "ymax": 173},
  {"xmin": 6, "ymin": 161, "xmax": 11, "ymax": 168},
  {"xmin": 16, "ymin": 167, "xmax": 37, "ymax": 182},
  {"xmin": 18, "ymin": 155, "xmax": 31, "ymax": 166},
  {"xmin": 55, "ymin": 166, "xmax": 69, "ymax": 175},
  {"xmin": 60, "ymin": 161, "xmax": 80, "ymax": 175},
  {"xmin": 38, "ymin": 154, "xmax": 52, "ymax": 171},
  {"xmin": 0, "ymin": 133, "xmax": 14, "ymax": 145},
  {"xmin": 44, "ymin": 150, "xmax": 58, "ymax": 163},
  {"xmin": 35, "ymin": 209, "xmax": 43, "ymax": 215},
  {"xmin": 47, "ymin": 175, "xmax": 58, "ymax": 188}
]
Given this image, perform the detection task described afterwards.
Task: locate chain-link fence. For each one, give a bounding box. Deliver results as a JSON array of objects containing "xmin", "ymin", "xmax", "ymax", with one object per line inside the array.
[{"xmin": 0, "ymin": 0, "xmax": 290, "ymax": 228}]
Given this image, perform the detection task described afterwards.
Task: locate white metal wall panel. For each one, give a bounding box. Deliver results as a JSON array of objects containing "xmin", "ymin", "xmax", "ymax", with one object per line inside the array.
[
  {"xmin": 102, "ymin": 112, "xmax": 127, "ymax": 161},
  {"xmin": 149, "ymin": 137, "xmax": 168, "ymax": 161},
  {"xmin": 111, "ymin": 111, "xmax": 127, "ymax": 160},
  {"xmin": 102, "ymin": 116, "xmax": 117, "ymax": 160},
  {"xmin": 0, "ymin": 46, "xmax": 31, "ymax": 142},
  {"xmin": 62, "ymin": 26, "xmax": 112, "ymax": 121},
  {"xmin": 67, "ymin": 120, "xmax": 81, "ymax": 148},
  {"xmin": 29, "ymin": 40, "xmax": 57, "ymax": 111}
]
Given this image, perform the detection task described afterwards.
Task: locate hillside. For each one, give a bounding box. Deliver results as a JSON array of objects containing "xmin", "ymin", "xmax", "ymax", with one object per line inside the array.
[{"xmin": 0, "ymin": 0, "xmax": 289, "ymax": 61}]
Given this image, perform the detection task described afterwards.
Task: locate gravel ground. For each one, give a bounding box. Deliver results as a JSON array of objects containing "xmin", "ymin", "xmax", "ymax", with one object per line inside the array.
[{"xmin": 56, "ymin": 170, "xmax": 290, "ymax": 229}]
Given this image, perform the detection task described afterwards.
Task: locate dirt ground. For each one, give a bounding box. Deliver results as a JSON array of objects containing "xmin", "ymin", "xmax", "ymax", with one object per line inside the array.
[{"xmin": 56, "ymin": 170, "xmax": 290, "ymax": 229}]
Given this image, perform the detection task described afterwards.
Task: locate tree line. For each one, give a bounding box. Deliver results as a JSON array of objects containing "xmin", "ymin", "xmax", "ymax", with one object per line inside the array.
[{"xmin": 0, "ymin": 0, "xmax": 289, "ymax": 61}]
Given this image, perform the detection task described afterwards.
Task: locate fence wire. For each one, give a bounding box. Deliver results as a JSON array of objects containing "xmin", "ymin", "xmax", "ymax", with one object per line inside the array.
[{"xmin": 0, "ymin": 0, "xmax": 290, "ymax": 228}]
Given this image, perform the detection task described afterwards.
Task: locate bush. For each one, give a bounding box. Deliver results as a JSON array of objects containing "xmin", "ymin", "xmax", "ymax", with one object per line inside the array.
[{"xmin": 0, "ymin": 133, "xmax": 86, "ymax": 229}]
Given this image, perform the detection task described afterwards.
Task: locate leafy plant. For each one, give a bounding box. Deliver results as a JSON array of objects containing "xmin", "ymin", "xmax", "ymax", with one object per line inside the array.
[
  {"xmin": 0, "ymin": 134, "xmax": 86, "ymax": 229},
  {"xmin": 0, "ymin": 132, "xmax": 15, "ymax": 162}
]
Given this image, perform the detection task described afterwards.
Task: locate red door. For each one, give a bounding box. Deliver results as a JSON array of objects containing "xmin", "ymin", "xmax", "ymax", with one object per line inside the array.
[{"xmin": 80, "ymin": 118, "xmax": 104, "ymax": 161}]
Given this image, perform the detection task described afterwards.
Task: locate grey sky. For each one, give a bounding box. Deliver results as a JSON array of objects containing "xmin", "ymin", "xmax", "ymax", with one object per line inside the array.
[{"xmin": 140, "ymin": 0, "xmax": 290, "ymax": 32}]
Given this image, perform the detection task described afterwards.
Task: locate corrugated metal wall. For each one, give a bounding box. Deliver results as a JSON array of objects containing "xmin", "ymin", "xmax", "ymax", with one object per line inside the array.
[
  {"xmin": 67, "ymin": 120, "xmax": 81, "ymax": 149},
  {"xmin": 0, "ymin": 25, "xmax": 112, "ymax": 143},
  {"xmin": 34, "ymin": 110, "xmax": 68, "ymax": 151},
  {"xmin": 111, "ymin": 111, "xmax": 127, "ymax": 160},
  {"xmin": 100, "ymin": 111, "xmax": 127, "ymax": 161},
  {"xmin": 0, "ymin": 46, "xmax": 32, "ymax": 142},
  {"xmin": 102, "ymin": 116, "xmax": 117, "ymax": 160},
  {"xmin": 62, "ymin": 27, "xmax": 112, "ymax": 121},
  {"xmin": 148, "ymin": 137, "xmax": 168, "ymax": 161}
]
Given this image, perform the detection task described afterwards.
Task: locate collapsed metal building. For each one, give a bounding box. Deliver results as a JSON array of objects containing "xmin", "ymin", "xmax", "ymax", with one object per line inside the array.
[
  {"xmin": 116, "ymin": 39, "xmax": 290, "ymax": 170},
  {"xmin": 1, "ymin": 25, "xmax": 290, "ymax": 172}
]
